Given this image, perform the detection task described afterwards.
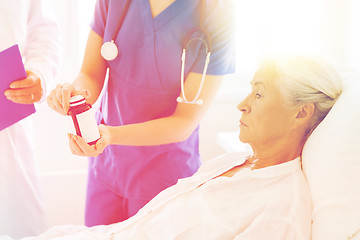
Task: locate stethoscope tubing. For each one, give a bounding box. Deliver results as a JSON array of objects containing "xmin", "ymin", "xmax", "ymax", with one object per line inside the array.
[{"xmin": 178, "ymin": 37, "xmax": 211, "ymax": 105}]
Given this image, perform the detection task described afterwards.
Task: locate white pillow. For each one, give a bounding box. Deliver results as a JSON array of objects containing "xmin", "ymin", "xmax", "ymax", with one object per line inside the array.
[{"xmin": 302, "ymin": 76, "xmax": 360, "ymax": 240}]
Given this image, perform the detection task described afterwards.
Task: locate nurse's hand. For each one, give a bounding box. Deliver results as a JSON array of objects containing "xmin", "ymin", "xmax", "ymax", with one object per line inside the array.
[
  {"xmin": 47, "ymin": 83, "xmax": 90, "ymax": 116},
  {"xmin": 4, "ymin": 71, "xmax": 43, "ymax": 104},
  {"xmin": 67, "ymin": 124, "xmax": 111, "ymax": 157}
]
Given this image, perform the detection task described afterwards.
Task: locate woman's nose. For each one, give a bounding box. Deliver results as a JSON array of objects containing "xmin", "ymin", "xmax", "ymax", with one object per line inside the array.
[{"xmin": 237, "ymin": 97, "xmax": 250, "ymax": 113}]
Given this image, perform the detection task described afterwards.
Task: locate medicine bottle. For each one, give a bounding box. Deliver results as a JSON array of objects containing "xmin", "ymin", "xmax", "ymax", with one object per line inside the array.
[{"xmin": 68, "ymin": 95, "xmax": 100, "ymax": 145}]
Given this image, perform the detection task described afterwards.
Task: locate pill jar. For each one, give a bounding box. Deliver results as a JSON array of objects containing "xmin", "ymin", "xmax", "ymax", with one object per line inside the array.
[{"xmin": 68, "ymin": 95, "xmax": 100, "ymax": 145}]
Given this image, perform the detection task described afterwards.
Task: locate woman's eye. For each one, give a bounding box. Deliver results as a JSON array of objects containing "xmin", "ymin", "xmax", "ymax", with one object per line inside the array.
[{"xmin": 256, "ymin": 93, "xmax": 262, "ymax": 99}]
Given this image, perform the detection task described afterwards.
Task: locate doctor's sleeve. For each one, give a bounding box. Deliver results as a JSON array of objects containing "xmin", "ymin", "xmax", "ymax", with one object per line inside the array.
[{"xmin": 23, "ymin": 0, "xmax": 61, "ymax": 102}]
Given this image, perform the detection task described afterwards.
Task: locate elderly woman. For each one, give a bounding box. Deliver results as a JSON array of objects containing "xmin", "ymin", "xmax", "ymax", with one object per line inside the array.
[{"xmin": 9, "ymin": 55, "xmax": 342, "ymax": 240}]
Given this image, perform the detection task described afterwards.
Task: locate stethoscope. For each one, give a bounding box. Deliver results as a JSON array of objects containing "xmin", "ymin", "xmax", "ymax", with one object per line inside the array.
[{"xmin": 101, "ymin": 0, "xmax": 212, "ymax": 105}]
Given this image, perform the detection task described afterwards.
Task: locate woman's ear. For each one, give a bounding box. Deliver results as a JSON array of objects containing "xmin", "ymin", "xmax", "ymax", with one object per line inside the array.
[{"xmin": 294, "ymin": 103, "xmax": 315, "ymax": 129}]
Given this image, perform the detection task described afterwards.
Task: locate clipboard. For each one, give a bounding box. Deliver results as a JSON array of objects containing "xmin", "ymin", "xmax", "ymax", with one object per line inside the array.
[{"xmin": 0, "ymin": 44, "xmax": 36, "ymax": 131}]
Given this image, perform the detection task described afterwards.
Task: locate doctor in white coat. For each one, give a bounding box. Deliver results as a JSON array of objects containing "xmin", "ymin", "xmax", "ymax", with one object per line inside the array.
[{"xmin": 0, "ymin": 0, "xmax": 61, "ymax": 238}]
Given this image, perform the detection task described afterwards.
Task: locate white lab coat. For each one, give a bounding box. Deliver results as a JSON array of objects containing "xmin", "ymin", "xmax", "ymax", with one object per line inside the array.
[{"xmin": 0, "ymin": 0, "xmax": 61, "ymax": 238}]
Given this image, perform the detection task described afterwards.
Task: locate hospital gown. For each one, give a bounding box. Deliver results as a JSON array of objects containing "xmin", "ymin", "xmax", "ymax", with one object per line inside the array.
[{"xmin": 14, "ymin": 152, "xmax": 312, "ymax": 240}]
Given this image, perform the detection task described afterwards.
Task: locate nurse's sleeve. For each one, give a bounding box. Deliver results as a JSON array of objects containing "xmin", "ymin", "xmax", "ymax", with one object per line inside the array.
[
  {"xmin": 191, "ymin": 0, "xmax": 236, "ymax": 76},
  {"xmin": 90, "ymin": 0, "xmax": 110, "ymax": 38},
  {"xmin": 23, "ymin": 0, "xmax": 61, "ymax": 102}
]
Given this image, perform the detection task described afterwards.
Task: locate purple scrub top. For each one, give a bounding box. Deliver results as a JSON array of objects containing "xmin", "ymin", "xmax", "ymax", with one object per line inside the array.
[{"xmin": 90, "ymin": 0, "xmax": 235, "ymax": 200}]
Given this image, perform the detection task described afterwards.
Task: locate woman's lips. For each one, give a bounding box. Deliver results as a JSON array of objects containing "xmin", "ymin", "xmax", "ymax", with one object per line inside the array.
[{"xmin": 240, "ymin": 120, "xmax": 248, "ymax": 127}]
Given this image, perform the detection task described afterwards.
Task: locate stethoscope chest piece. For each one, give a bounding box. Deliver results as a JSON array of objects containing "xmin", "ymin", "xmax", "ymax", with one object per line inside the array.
[{"xmin": 101, "ymin": 41, "xmax": 118, "ymax": 61}]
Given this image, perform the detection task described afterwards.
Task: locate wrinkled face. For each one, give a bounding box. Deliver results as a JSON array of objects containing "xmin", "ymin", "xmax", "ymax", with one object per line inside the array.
[{"xmin": 238, "ymin": 71, "xmax": 297, "ymax": 148}]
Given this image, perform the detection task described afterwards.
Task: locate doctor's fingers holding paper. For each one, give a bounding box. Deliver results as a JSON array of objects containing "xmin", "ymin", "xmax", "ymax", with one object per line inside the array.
[{"xmin": 4, "ymin": 70, "xmax": 43, "ymax": 104}]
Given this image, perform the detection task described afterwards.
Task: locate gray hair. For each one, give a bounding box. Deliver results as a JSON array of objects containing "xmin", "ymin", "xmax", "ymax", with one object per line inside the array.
[{"xmin": 258, "ymin": 55, "xmax": 343, "ymax": 133}]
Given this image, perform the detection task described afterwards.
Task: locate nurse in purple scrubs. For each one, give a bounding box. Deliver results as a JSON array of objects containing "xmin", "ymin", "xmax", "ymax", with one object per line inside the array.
[{"xmin": 47, "ymin": 0, "xmax": 235, "ymax": 226}]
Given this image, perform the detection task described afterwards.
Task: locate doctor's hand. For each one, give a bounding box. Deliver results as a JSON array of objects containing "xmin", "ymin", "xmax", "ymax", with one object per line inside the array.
[
  {"xmin": 67, "ymin": 124, "xmax": 111, "ymax": 157},
  {"xmin": 4, "ymin": 70, "xmax": 43, "ymax": 104},
  {"xmin": 47, "ymin": 83, "xmax": 90, "ymax": 116}
]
